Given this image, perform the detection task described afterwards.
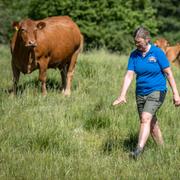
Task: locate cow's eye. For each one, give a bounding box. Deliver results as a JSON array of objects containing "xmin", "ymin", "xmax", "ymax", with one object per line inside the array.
[{"xmin": 21, "ymin": 29, "xmax": 26, "ymax": 33}]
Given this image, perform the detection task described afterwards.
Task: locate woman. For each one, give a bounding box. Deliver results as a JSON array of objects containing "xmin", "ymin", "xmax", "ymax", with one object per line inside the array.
[{"xmin": 113, "ymin": 27, "xmax": 180, "ymax": 159}]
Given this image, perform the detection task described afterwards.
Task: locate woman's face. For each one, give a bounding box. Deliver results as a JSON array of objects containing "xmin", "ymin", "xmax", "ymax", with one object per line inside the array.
[{"xmin": 134, "ymin": 37, "xmax": 149, "ymax": 52}]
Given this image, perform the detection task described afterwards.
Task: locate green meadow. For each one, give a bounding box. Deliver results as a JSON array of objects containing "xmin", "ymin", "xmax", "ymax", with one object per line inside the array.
[{"xmin": 0, "ymin": 45, "xmax": 180, "ymax": 179}]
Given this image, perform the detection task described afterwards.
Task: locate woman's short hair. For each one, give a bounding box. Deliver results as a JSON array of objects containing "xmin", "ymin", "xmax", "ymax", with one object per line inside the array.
[{"xmin": 133, "ymin": 27, "xmax": 150, "ymax": 40}]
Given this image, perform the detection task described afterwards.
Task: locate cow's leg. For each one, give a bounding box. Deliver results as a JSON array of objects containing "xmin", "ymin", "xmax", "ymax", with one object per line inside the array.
[
  {"xmin": 59, "ymin": 65, "xmax": 67, "ymax": 92},
  {"xmin": 63, "ymin": 50, "xmax": 80, "ymax": 96},
  {"xmin": 38, "ymin": 60, "xmax": 48, "ymax": 96},
  {"xmin": 11, "ymin": 61, "xmax": 20, "ymax": 95}
]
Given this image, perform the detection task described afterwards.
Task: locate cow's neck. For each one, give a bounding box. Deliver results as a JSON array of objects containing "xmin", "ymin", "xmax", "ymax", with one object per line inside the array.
[{"xmin": 14, "ymin": 35, "xmax": 37, "ymax": 73}]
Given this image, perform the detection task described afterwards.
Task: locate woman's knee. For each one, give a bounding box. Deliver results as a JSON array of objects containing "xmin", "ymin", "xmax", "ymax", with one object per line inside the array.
[
  {"xmin": 150, "ymin": 120, "xmax": 160, "ymax": 133},
  {"xmin": 141, "ymin": 112, "xmax": 152, "ymax": 123}
]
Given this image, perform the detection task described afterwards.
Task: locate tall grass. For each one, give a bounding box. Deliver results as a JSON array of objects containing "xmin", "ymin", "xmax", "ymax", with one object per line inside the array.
[{"xmin": 0, "ymin": 45, "xmax": 180, "ymax": 179}]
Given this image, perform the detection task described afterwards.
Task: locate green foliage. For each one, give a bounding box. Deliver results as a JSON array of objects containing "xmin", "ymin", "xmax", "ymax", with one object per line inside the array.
[
  {"xmin": 0, "ymin": 0, "xmax": 31, "ymax": 43},
  {"xmin": 152, "ymin": 0, "xmax": 180, "ymax": 44}
]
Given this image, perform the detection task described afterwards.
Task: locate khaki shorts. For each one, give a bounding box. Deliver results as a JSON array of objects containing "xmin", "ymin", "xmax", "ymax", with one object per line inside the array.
[{"xmin": 136, "ymin": 91, "xmax": 166, "ymax": 117}]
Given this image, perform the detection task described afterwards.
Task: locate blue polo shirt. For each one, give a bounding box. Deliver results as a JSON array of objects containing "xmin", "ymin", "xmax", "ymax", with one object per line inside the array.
[{"xmin": 127, "ymin": 44, "xmax": 170, "ymax": 95}]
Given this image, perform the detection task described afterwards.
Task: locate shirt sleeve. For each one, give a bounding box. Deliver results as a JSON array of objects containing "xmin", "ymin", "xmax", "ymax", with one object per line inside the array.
[
  {"xmin": 156, "ymin": 48, "xmax": 170, "ymax": 69},
  {"xmin": 127, "ymin": 53, "xmax": 135, "ymax": 71}
]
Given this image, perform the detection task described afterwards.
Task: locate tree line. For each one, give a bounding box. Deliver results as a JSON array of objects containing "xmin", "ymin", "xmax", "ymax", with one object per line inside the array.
[{"xmin": 0, "ymin": 0, "xmax": 179, "ymax": 54}]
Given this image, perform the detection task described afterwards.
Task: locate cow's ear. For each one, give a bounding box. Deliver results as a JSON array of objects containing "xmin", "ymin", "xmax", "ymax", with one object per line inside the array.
[
  {"xmin": 37, "ymin": 22, "xmax": 46, "ymax": 30},
  {"xmin": 12, "ymin": 21, "xmax": 20, "ymax": 31}
]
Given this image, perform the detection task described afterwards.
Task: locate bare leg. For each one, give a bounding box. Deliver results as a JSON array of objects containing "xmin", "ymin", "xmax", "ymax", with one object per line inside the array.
[
  {"xmin": 150, "ymin": 117, "xmax": 164, "ymax": 145},
  {"xmin": 138, "ymin": 112, "xmax": 153, "ymax": 149},
  {"xmin": 130, "ymin": 112, "xmax": 153, "ymax": 159}
]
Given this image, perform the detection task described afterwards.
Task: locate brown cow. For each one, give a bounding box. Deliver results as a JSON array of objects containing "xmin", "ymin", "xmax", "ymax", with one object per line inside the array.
[
  {"xmin": 154, "ymin": 38, "xmax": 180, "ymax": 65},
  {"xmin": 166, "ymin": 44, "xmax": 180, "ymax": 64},
  {"xmin": 11, "ymin": 16, "xmax": 83, "ymax": 95},
  {"xmin": 154, "ymin": 38, "xmax": 169, "ymax": 53}
]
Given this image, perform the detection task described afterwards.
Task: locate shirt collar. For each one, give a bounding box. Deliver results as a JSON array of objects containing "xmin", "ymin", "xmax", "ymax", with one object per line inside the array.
[{"xmin": 135, "ymin": 43, "xmax": 153, "ymax": 56}]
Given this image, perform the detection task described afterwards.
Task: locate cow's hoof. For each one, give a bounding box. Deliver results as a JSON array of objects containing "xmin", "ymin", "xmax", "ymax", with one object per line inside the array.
[
  {"xmin": 42, "ymin": 91, "xmax": 47, "ymax": 96},
  {"xmin": 62, "ymin": 90, "xmax": 71, "ymax": 96},
  {"xmin": 9, "ymin": 93, "xmax": 16, "ymax": 98}
]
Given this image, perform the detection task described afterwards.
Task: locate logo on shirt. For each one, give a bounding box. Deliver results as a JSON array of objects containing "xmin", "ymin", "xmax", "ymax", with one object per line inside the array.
[{"xmin": 148, "ymin": 56, "xmax": 157, "ymax": 63}]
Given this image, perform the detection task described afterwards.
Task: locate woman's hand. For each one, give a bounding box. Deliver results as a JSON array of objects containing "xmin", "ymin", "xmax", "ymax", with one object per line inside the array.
[
  {"xmin": 173, "ymin": 95, "xmax": 180, "ymax": 107},
  {"xmin": 112, "ymin": 70, "xmax": 134, "ymax": 106},
  {"xmin": 163, "ymin": 67, "xmax": 180, "ymax": 107},
  {"xmin": 112, "ymin": 96, "xmax": 127, "ymax": 106}
]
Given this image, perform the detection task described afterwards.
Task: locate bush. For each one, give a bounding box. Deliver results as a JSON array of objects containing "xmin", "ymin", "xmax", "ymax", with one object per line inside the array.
[
  {"xmin": 152, "ymin": 0, "xmax": 180, "ymax": 43},
  {"xmin": 0, "ymin": 0, "xmax": 31, "ymax": 43}
]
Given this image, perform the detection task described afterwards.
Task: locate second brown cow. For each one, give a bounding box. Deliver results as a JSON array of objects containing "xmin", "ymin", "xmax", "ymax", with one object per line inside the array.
[
  {"xmin": 154, "ymin": 38, "xmax": 180, "ymax": 65},
  {"xmin": 11, "ymin": 16, "xmax": 83, "ymax": 95}
]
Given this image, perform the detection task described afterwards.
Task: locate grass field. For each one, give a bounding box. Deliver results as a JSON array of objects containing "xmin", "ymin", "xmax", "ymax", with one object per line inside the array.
[{"xmin": 0, "ymin": 45, "xmax": 180, "ymax": 179}]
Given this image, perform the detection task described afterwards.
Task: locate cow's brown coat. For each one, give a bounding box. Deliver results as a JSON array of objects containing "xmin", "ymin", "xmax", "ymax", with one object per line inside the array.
[
  {"xmin": 154, "ymin": 38, "xmax": 180, "ymax": 66},
  {"xmin": 11, "ymin": 16, "xmax": 83, "ymax": 95}
]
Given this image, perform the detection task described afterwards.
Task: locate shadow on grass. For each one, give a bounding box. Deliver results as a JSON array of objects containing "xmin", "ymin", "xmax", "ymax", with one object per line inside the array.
[
  {"xmin": 123, "ymin": 133, "xmax": 138, "ymax": 151},
  {"xmin": 102, "ymin": 133, "xmax": 138, "ymax": 154},
  {"xmin": 83, "ymin": 100, "xmax": 111, "ymax": 131},
  {"xmin": 1, "ymin": 78, "xmax": 65, "ymax": 95},
  {"xmin": 83, "ymin": 113, "xmax": 111, "ymax": 131}
]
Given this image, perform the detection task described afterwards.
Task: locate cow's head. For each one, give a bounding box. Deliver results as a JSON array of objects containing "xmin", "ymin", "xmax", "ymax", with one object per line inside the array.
[
  {"xmin": 154, "ymin": 38, "xmax": 169, "ymax": 47},
  {"xmin": 154, "ymin": 38, "xmax": 170, "ymax": 53},
  {"xmin": 12, "ymin": 19, "xmax": 46, "ymax": 48}
]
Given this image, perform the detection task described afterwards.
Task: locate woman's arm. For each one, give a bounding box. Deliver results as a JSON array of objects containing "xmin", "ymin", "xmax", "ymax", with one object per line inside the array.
[
  {"xmin": 113, "ymin": 70, "xmax": 134, "ymax": 106},
  {"xmin": 163, "ymin": 67, "xmax": 180, "ymax": 106}
]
